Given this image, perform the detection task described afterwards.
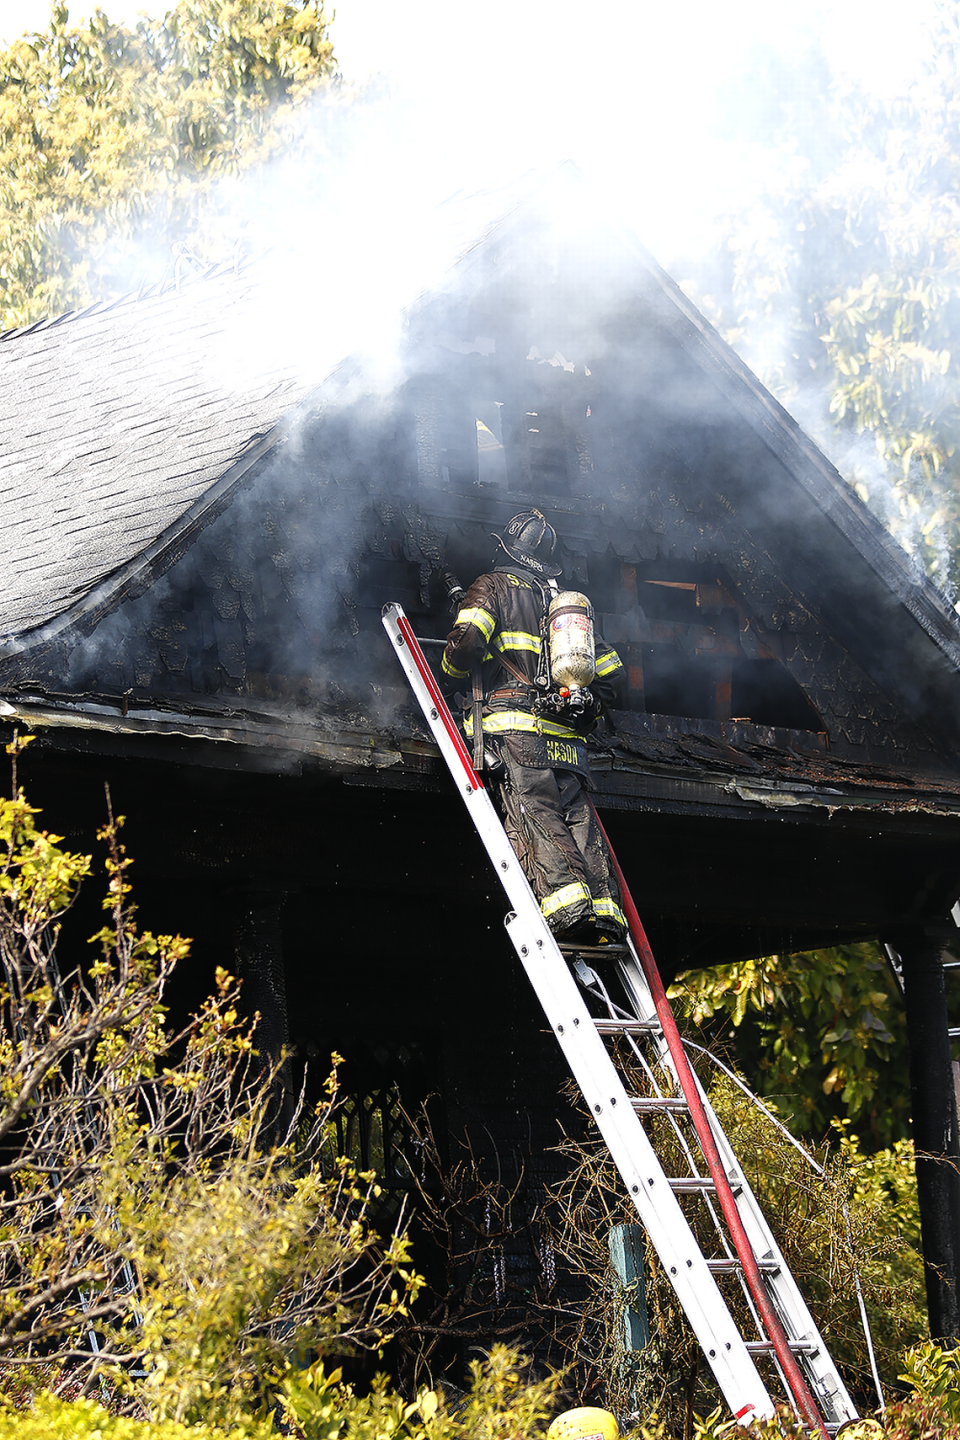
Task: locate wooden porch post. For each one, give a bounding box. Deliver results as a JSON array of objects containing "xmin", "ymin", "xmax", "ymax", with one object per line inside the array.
[{"xmin": 887, "ymin": 927, "xmax": 960, "ymax": 1341}]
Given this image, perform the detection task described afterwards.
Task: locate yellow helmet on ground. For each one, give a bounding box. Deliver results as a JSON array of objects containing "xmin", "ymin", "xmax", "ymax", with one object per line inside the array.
[{"xmin": 547, "ymin": 1407, "xmax": 620, "ymax": 1440}]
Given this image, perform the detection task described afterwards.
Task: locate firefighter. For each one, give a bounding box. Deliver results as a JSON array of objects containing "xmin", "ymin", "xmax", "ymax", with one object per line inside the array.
[{"xmin": 442, "ymin": 509, "xmax": 628, "ymax": 944}]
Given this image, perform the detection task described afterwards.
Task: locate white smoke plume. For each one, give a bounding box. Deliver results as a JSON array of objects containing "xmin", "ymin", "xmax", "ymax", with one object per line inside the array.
[
  {"xmin": 4, "ymin": 0, "xmax": 958, "ymax": 707},
  {"xmin": 2, "ymin": 0, "xmax": 941, "ymax": 314}
]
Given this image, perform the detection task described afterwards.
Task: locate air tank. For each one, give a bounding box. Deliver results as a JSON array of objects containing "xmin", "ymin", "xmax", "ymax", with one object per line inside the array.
[{"xmin": 547, "ymin": 591, "xmax": 596, "ymax": 688}]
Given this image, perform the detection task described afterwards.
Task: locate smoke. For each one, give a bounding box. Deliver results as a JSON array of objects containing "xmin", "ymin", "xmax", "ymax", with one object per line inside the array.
[
  {"xmin": 28, "ymin": 0, "xmax": 936, "ymax": 310},
  {"xmin": 7, "ymin": 0, "xmax": 960, "ymax": 725},
  {"xmin": 11, "ymin": 0, "xmax": 944, "ymax": 392},
  {"xmin": 786, "ymin": 384, "xmax": 959, "ymax": 603},
  {"xmin": 665, "ymin": 4, "xmax": 960, "ymax": 604}
]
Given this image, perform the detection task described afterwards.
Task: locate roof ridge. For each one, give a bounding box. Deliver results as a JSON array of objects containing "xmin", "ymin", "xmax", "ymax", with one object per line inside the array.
[{"xmin": 0, "ymin": 246, "xmax": 264, "ymax": 343}]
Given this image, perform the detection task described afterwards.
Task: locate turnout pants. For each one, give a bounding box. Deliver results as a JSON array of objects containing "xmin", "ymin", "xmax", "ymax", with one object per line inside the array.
[{"xmin": 490, "ymin": 734, "xmax": 626, "ymax": 937}]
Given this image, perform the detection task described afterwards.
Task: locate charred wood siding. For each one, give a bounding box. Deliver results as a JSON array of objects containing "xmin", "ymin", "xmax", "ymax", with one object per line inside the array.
[{"xmin": 1, "ymin": 347, "xmax": 952, "ymax": 775}]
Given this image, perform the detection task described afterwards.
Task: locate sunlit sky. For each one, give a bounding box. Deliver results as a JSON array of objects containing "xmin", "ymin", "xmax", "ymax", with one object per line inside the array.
[
  {"xmin": 0, "ymin": 0, "xmax": 939, "ymax": 90},
  {"xmin": 0, "ymin": 0, "xmax": 943, "ymax": 266}
]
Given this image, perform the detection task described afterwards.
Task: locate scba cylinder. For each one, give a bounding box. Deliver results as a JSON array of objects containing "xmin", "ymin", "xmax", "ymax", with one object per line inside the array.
[{"xmin": 547, "ymin": 591, "xmax": 596, "ymax": 688}]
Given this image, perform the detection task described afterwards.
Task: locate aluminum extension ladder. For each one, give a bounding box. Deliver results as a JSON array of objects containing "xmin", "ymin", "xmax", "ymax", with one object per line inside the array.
[{"xmin": 382, "ymin": 602, "xmax": 858, "ymax": 1434}]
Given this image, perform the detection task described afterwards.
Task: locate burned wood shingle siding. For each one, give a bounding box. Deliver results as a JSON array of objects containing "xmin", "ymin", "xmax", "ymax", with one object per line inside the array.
[{"xmin": 2, "ymin": 177, "xmax": 960, "ymax": 792}]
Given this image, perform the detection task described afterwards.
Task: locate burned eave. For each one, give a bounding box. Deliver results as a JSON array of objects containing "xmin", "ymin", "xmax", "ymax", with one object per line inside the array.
[
  {"xmin": 7, "ymin": 686, "xmax": 960, "ymax": 829},
  {"xmin": 5, "ymin": 683, "xmax": 960, "ymax": 979}
]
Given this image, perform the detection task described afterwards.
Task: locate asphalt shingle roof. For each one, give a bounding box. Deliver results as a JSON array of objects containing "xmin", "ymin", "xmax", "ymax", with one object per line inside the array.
[{"xmin": 0, "ymin": 259, "xmax": 315, "ymax": 638}]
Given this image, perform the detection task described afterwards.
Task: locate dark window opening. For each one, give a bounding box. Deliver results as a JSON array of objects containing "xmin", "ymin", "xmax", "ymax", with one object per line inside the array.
[
  {"xmin": 597, "ymin": 564, "xmax": 824, "ymax": 733},
  {"xmin": 476, "ymin": 403, "xmax": 507, "ymax": 486},
  {"xmin": 436, "ymin": 412, "xmax": 479, "ymax": 487},
  {"xmin": 730, "ymin": 658, "xmax": 822, "ymax": 731},
  {"xmin": 524, "ymin": 404, "xmax": 569, "ymax": 494},
  {"xmin": 641, "ymin": 644, "xmax": 715, "ymax": 720},
  {"xmin": 424, "ymin": 393, "xmax": 575, "ymax": 495},
  {"xmin": 413, "ymin": 393, "xmax": 479, "ymax": 488},
  {"xmin": 500, "ymin": 403, "xmax": 571, "ymax": 494}
]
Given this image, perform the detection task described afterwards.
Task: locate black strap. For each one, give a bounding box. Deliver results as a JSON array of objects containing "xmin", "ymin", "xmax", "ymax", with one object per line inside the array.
[
  {"xmin": 494, "ymin": 648, "xmax": 533, "ymax": 690},
  {"xmin": 471, "ymin": 666, "xmax": 485, "ymax": 771}
]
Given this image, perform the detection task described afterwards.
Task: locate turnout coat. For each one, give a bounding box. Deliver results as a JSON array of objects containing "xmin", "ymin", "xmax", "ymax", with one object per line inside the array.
[
  {"xmin": 442, "ymin": 564, "xmax": 627, "ymax": 938},
  {"xmin": 442, "ymin": 566, "xmax": 625, "ymax": 761}
]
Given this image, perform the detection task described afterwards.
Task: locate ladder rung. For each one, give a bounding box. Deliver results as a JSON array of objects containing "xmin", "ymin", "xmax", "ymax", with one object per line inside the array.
[
  {"xmin": 594, "ymin": 1018, "xmax": 660, "ymax": 1035},
  {"xmin": 631, "ymin": 1096, "xmax": 688, "ymax": 1113},
  {"xmin": 745, "ymin": 1339, "xmax": 819, "ymax": 1356},
  {"xmin": 707, "ymin": 1257, "xmax": 781, "ymax": 1275},
  {"xmin": 668, "ymin": 1177, "xmax": 742, "ymax": 1196},
  {"xmin": 559, "ymin": 942, "xmax": 630, "ymax": 956}
]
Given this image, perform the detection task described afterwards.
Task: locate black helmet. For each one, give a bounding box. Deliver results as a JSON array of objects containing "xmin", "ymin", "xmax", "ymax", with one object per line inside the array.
[{"xmin": 492, "ymin": 509, "xmax": 562, "ymax": 578}]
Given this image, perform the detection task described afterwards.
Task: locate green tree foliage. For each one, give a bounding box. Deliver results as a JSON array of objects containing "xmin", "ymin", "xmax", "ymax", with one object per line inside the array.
[
  {"xmin": 0, "ymin": 1345, "xmax": 564, "ymax": 1439},
  {"xmin": 0, "ymin": 0, "xmax": 335, "ymax": 328},
  {"xmin": 0, "ymin": 737, "xmax": 419, "ymax": 1426},
  {"xmin": 669, "ymin": 943, "xmax": 911, "ymax": 1148},
  {"xmin": 549, "ymin": 1071, "xmax": 925, "ymax": 1425},
  {"xmin": 696, "ymin": 4, "xmax": 960, "ymax": 591}
]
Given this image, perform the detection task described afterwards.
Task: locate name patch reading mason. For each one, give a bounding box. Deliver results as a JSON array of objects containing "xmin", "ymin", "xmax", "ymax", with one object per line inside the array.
[
  {"xmin": 545, "ymin": 738, "xmax": 584, "ymax": 768},
  {"xmin": 498, "ymin": 732, "xmax": 590, "ymax": 774}
]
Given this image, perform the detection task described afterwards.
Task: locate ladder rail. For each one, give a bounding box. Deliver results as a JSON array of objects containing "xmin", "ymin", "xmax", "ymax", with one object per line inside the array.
[
  {"xmin": 504, "ymin": 906, "xmax": 776, "ymax": 1419},
  {"xmin": 584, "ymin": 974, "xmax": 747, "ymax": 1292},
  {"xmin": 577, "ymin": 885, "xmax": 856, "ymax": 1426},
  {"xmin": 584, "ymin": 972, "xmax": 739, "ymax": 1273},
  {"xmin": 683, "ymin": 1067, "xmax": 854, "ymax": 1420},
  {"xmin": 593, "ymin": 806, "xmax": 856, "ymax": 1430},
  {"xmin": 595, "ymin": 797, "xmax": 816, "ymax": 1422},
  {"xmin": 381, "ymin": 603, "xmax": 853, "ymax": 1429},
  {"xmin": 605, "ymin": 958, "xmax": 847, "ymax": 1418},
  {"xmin": 577, "ymin": 963, "xmax": 785, "ymax": 1388}
]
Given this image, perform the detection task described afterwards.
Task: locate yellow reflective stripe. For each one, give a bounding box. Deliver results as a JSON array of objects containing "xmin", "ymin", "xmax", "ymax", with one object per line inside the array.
[
  {"xmin": 442, "ymin": 654, "xmax": 469, "ymax": 679},
  {"xmin": 593, "ymin": 898, "xmax": 626, "ymax": 928},
  {"xmin": 463, "ymin": 710, "xmax": 580, "ymax": 740},
  {"xmin": 496, "ymin": 630, "xmax": 541, "ymax": 654},
  {"xmin": 454, "ymin": 606, "xmax": 497, "ymax": 642},
  {"xmin": 517, "ymin": 715, "xmax": 579, "ymax": 739},
  {"xmin": 595, "ymin": 649, "xmax": 623, "ymax": 677},
  {"xmin": 541, "ymin": 882, "xmax": 591, "ymax": 919}
]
